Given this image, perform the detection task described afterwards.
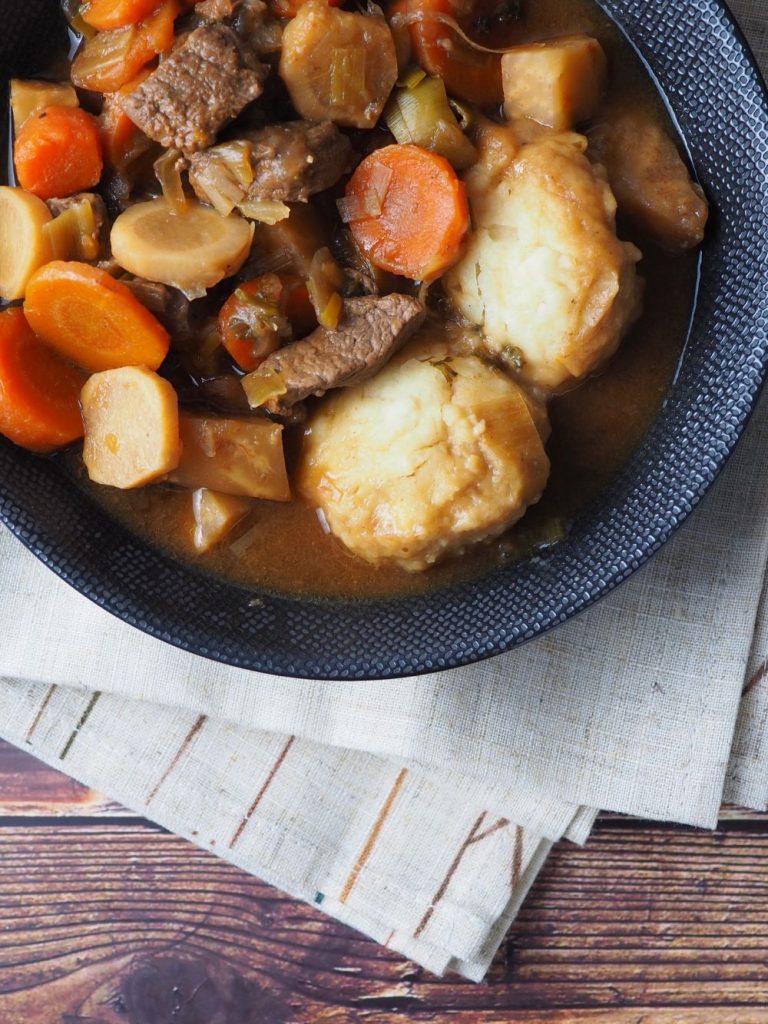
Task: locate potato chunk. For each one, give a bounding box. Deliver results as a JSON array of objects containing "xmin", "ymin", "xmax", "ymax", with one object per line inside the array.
[
  {"xmin": 111, "ymin": 198, "xmax": 254, "ymax": 294},
  {"xmin": 589, "ymin": 106, "xmax": 709, "ymax": 251},
  {"xmin": 170, "ymin": 414, "xmax": 290, "ymax": 501},
  {"xmin": 82, "ymin": 367, "xmax": 182, "ymax": 489},
  {"xmin": 444, "ymin": 125, "xmax": 642, "ymax": 391},
  {"xmin": 279, "ymin": 2, "xmax": 398, "ymax": 129},
  {"xmin": 300, "ymin": 330, "xmax": 550, "ymax": 571},
  {"xmin": 11, "ymin": 79, "xmax": 78, "ymax": 134},
  {"xmin": 192, "ymin": 488, "xmax": 253, "ymax": 552},
  {"xmin": 501, "ymin": 36, "xmax": 607, "ymax": 131},
  {"xmin": 0, "ymin": 186, "xmax": 53, "ymax": 301}
]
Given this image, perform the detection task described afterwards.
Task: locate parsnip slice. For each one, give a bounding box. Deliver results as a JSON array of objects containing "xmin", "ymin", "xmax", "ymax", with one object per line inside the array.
[
  {"xmin": 81, "ymin": 367, "xmax": 182, "ymax": 489},
  {"xmin": 111, "ymin": 198, "xmax": 254, "ymax": 294},
  {"xmin": 11, "ymin": 79, "xmax": 78, "ymax": 135},
  {"xmin": 169, "ymin": 414, "xmax": 290, "ymax": 501},
  {"xmin": 0, "ymin": 186, "xmax": 53, "ymax": 301},
  {"xmin": 192, "ymin": 488, "xmax": 253, "ymax": 552}
]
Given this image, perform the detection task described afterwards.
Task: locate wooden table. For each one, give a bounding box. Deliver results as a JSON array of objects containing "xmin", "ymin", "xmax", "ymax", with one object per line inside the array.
[{"xmin": 2, "ymin": 739, "xmax": 768, "ymax": 1023}]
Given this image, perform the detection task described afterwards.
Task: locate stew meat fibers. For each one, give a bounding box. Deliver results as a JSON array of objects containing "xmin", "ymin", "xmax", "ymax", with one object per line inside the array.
[{"xmin": 0, "ymin": 0, "xmax": 707, "ymax": 597}]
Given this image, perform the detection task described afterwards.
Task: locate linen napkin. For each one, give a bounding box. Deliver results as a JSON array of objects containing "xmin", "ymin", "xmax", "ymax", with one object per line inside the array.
[{"xmin": 0, "ymin": 0, "xmax": 766, "ymax": 981}]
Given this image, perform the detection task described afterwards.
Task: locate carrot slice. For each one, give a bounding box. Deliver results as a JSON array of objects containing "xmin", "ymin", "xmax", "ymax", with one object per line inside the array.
[
  {"xmin": 72, "ymin": 1, "xmax": 179, "ymax": 93},
  {"xmin": 219, "ymin": 274, "xmax": 317, "ymax": 372},
  {"xmin": 99, "ymin": 67, "xmax": 154, "ymax": 167},
  {"xmin": 389, "ymin": 0, "xmax": 505, "ymax": 106},
  {"xmin": 24, "ymin": 261, "xmax": 170, "ymax": 373},
  {"xmin": 82, "ymin": 0, "xmax": 161, "ymax": 30},
  {"xmin": 346, "ymin": 144, "xmax": 469, "ymax": 281},
  {"xmin": 14, "ymin": 106, "xmax": 103, "ymax": 201},
  {"xmin": 0, "ymin": 308, "xmax": 86, "ymax": 453}
]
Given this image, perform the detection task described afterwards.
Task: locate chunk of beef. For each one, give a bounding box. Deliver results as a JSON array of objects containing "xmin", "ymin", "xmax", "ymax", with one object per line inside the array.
[
  {"xmin": 194, "ymin": 0, "xmax": 282, "ymax": 57},
  {"xmin": 121, "ymin": 26, "xmax": 267, "ymax": 155},
  {"xmin": 248, "ymin": 294, "xmax": 425, "ymax": 413},
  {"xmin": 589, "ymin": 107, "xmax": 709, "ymax": 251},
  {"xmin": 189, "ymin": 121, "xmax": 352, "ymax": 206}
]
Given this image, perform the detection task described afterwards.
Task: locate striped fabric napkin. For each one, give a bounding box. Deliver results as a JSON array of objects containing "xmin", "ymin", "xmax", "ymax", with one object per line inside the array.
[{"xmin": 0, "ymin": 0, "xmax": 766, "ymax": 982}]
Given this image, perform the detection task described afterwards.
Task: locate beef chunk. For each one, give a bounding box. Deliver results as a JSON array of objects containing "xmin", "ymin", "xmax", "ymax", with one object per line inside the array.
[
  {"xmin": 248, "ymin": 294, "xmax": 425, "ymax": 413},
  {"xmin": 189, "ymin": 120, "xmax": 352, "ymax": 205},
  {"xmin": 589, "ymin": 107, "xmax": 709, "ymax": 251},
  {"xmin": 121, "ymin": 26, "xmax": 267, "ymax": 155}
]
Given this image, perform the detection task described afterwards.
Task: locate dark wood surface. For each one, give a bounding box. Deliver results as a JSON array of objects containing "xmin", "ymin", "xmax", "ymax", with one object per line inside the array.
[{"xmin": 2, "ymin": 740, "xmax": 768, "ymax": 1023}]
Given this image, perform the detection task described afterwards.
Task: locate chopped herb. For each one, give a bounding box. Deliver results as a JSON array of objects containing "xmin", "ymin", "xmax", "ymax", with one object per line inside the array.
[
  {"xmin": 424, "ymin": 356, "xmax": 458, "ymax": 382},
  {"xmin": 502, "ymin": 345, "xmax": 525, "ymax": 370}
]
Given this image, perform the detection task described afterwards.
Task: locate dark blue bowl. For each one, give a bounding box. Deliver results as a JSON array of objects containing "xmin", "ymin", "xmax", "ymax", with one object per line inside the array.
[{"xmin": 1, "ymin": 0, "xmax": 767, "ymax": 679}]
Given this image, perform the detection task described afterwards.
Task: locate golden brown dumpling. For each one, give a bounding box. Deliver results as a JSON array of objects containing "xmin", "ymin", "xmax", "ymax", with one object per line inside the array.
[
  {"xmin": 444, "ymin": 125, "xmax": 643, "ymax": 391},
  {"xmin": 300, "ymin": 334, "xmax": 550, "ymax": 571}
]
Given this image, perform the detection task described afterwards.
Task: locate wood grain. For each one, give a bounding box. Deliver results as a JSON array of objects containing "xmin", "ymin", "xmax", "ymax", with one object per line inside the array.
[
  {"xmin": 3, "ymin": 740, "xmax": 768, "ymax": 1021},
  {"xmin": 0, "ymin": 737, "xmax": 123, "ymax": 817}
]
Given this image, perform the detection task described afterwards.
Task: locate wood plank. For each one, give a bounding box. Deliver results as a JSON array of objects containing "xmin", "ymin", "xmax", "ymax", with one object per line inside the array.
[
  {"xmin": 0, "ymin": 820, "xmax": 767, "ymax": 1020},
  {"xmin": 0, "ymin": 738, "xmax": 123, "ymax": 817}
]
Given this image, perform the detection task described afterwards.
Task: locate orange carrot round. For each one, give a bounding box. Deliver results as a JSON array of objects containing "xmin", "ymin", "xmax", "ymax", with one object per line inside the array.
[
  {"xmin": 389, "ymin": 0, "xmax": 504, "ymax": 106},
  {"xmin": 346, "ymin": 144, "xmax": 470, "ymax": 281},
  {"xmin": 99, "ymin": 67, "xmax": 153, "ymax": 167},
  {"xmin": 0, "ymin": 308, "xmax": 86, "ymax": 453},
  {"xmin": 14, "ymin": 106, "xmax": 103, "ymax": 201},
  {"xmin": 82, "ymin": 0, "xmax": 161, "ymax": 30},
  {"xmin": 219, "ymin": 274, "xmax": 316, "ymax": 372},
  {"xmin": 24, "ymin": 262, "xmax": 171, "ymax": 373}
]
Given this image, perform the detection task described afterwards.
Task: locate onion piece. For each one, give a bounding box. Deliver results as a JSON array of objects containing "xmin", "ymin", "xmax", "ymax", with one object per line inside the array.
[
  {"xmin": 191, "ymin": 142, "xmax": 289, "ymax": 224},
  {"xmin": 211, "ymin": 141, "xmax": 254, "ymax": 189},
  {"xmin": 154, "ymin": 149, "xmax": 188, "ymax": 216},
  {"xmin": 336, "ymin": 190, "xmax": 382, "ymax": 223},
  {"xmin": 237, "ymin": 199, "xmax": 290, "ymax": 224},
  {"xmin": 241, "ymin": 367, "xmax": 288, "ymax": 408},
  {"xmin": 398, "ymin": 65, "xmax": 427, "ymax": 89},
  {"xmin": 42, "ymin": 199, "xmax": 100, "ymax": 261},
  {"xmin": 307, "ymin": 247, "xmax": 345, "ymax": 329},
  {"xmin": 384, "ymin": 76, "xmax": 477, "ymax": 171},
  {"xmin": 71, "ymin": 25, "xmax": 136, "ymax": 89},
  {"xmin": 368, "ymin": 162, "xmax": 393, "ymax": 204}
]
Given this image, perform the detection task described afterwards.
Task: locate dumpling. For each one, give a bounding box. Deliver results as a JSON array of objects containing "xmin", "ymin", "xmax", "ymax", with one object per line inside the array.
[
  {"xmin": 444, "ymin": 124, "xmax": 643, "ymax": 391},
  {"xmin": 299, "ymin": 330, "xmax": 550, "ymax": 571}
]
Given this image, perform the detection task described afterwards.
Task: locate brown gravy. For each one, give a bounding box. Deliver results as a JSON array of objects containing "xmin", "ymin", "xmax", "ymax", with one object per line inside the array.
[{"xmin": 66, "ymin": 0, "xmax": 700, "ymax": 599}]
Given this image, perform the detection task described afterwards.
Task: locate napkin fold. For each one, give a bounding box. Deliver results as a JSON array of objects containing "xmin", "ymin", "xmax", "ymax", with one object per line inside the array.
[{"xmin": 0, "ymin": 0, "xmax": 766, "ymax": 980}]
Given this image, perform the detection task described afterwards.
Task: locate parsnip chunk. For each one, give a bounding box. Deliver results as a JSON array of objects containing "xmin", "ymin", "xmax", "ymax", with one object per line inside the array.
[
  {"xmin": 502, "ymin": 36, "xmax": 606, "ymax": 131},
  {"xmin": 300, "ymin": 329, "xmax": 550, "ymax": 571},
  {"xmin": 0, "ymin": 186, "xmax": 53, "ymax": 301},
  {"xmin": 279, "ymin": 2, "xmax": 397, "ymax": 129},
  {"xmin": 10, "ymin": 79, "xmax": 78, "ymax": 134},
  {"xmin": 82, "ymin": 367, "xmax": 182, "ymax": 489},
  {"xmin": 444, "ymin": 126, "xmax": 642, "ymax": 391},
  {"xmin": 192, "ymin": 488, "xmax": 253, "ymax": 552},
  {"xmin": 111, "ymin": 198, "xmax": 254, "ymax": 293},
  {"xmin": 170, "ymin": 414, "xmax": 290, "ymax": 501}
]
